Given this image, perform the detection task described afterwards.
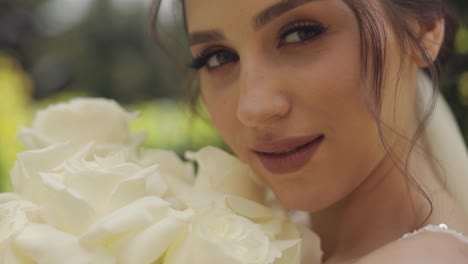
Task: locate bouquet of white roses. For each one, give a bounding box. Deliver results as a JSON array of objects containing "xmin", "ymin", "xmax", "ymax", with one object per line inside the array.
[{"xmin": 0, "ymin": 98, "xmax": 322, "ymax": 264}]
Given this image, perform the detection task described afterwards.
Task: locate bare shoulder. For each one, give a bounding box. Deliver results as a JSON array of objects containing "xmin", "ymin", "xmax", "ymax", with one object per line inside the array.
[{"xmin": 356, "ymin": 231, "xmax": 468, "ymax": 264}]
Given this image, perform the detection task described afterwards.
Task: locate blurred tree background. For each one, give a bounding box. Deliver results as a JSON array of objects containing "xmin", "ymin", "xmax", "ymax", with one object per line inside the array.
[{"xmin": 0, "ymin": 0, "xmax": 467, "ymax": 192}]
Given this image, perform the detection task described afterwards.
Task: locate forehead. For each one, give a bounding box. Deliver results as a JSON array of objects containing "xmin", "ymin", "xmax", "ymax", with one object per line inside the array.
[
  {"xmin": 184, "ymin": 0, "xmax": 275, "ymax": 31},
  {"xmin": 183, "ymin": 0, "xmax": 364, "ymax": 36}
]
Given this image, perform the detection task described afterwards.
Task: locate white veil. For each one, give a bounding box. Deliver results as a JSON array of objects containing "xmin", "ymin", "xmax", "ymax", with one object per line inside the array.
[{"xmin": 417, "ymin": 71, "xmax": 468, "ymax": 214}]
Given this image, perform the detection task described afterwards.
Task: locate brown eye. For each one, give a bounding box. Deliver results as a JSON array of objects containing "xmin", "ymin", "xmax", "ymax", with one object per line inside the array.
[
  {"xmin": 190, "ymin": 49, "xmax": 239, "ymax": 70},
  {"xmin": 279, "ymin": 24, "xmax": 327, "ymax": 46},
  {"xmin": 206, "ymin": 51, "xmax": 239, "ymax": 69}
]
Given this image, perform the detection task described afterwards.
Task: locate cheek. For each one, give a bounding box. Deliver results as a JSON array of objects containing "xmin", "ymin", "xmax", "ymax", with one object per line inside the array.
[
  {"xmin": 201, "ymin": 83, "xmax": 245, "ymax": 156},
  {"xmin": 265, "ymin": 34, "xmax": 386, "ymax": 210},
  {"xmin": 306, "ymin": 38, "xmax": 383, "ymax": 167},
  {"xmin": 292, "ymin": 29, "xmax": 374, "ymax": 142}
]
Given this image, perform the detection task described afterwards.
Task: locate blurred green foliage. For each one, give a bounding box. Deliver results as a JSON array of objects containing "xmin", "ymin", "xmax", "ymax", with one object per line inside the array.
[
  {"xmin": 0, "ymin": 53, "xmax": 31, "ymax": 191},
  {"xmin": 0, "ymin": 0, "xmax": 468, "ymax": 192},
  {"xmin": 443, "ymin": 10, "xmax": 468, "ymax": 146},
  {"xmin": 0, "ymin": 68, "xmax": 222, "ymax": 191}
]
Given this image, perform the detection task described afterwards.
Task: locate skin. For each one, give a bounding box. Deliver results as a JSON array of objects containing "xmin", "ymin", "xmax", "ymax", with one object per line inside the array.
[{"xmin": 184, "ymin": 0, "xmax": 468, "ymax": 262}]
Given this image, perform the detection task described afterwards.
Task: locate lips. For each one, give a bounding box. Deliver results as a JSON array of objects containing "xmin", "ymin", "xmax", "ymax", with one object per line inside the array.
[{"xmin": 251, "ymin": 135, "xmax": 324, "ymax": 174}]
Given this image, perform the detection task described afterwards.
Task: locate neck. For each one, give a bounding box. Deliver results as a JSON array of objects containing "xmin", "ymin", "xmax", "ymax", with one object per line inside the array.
[
  {"xmin": 311, "ymin": 83, "xmax": 430, "ymax": 262},
  {"xmin": 310, "ymin": 150, "xmax": 432, "ymax": 263}
]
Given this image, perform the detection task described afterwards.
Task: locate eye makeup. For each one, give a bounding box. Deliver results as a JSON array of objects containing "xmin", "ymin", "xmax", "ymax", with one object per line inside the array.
[
  {"xmin": 277, "ymin": 20, "xmax": 328, "ymax": 47},
  {"xmin": 189, "ymin": 47, "xmax": 239, "ymax": 70},
  {"xmin": 189, "ymin": 19, "xmax": 328, "ymax": 71}
]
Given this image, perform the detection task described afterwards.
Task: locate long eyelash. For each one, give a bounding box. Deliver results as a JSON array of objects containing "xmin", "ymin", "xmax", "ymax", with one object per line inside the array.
[
  {"xmin": 189, "ymin": 56, "xmax": 207, "ymax": 70},
  {"xmin": 189, "ymin": 50, "xmax": 217, "ymax": 70},
  {"xmin": 189, "ymin": 48, "xmax": 239, "ymax": 70},
  {"xmin": 279, "ymin": 21, "xmax": 328, "ymax": 40}
]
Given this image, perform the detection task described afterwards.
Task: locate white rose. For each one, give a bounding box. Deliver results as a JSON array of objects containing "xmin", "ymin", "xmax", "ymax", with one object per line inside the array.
[
  {"xmin": 138, "ymin": 149, "xmax": 195, "ymax": 201},
  {"xmin": 18, "ymin": 98, "xmax": 145, "ymax": 150},
  {"xmin": 80, "ymin": 196, "xmax": 193, "ymax": 264},
  {"xmin": 164, "ymin": 208, "xmax": 280, "ymax": 264},
  {"xmin": 7, "ymin": 141, "xmax": 193, "ymax": 264},
  {"xmin": 181, "ymin": 147, "xmax": 322, "ymax": 264},
  {"xmin": 13, "ymin": 223, "xmax": 114, "ymax": 264},
  {"xmin": 164, "ymin": 194, "xmax": 320, "ymax": 264},
  {"xmin": 0, "ymin": 195, "xmax": 38, "ymax": 264},
  {"xmin": 5, "ymin": 98, "xmax": 322, "ymax": 264},
  {"xmin": 186, "ymin": 146, "xmax": 266, "ymax": 204},
  {"xmin": 0, "ymin": 195, "xmax": 111, "ymax": 264}
]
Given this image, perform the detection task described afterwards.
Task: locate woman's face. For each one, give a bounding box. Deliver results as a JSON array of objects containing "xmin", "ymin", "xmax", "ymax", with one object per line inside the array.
[{"xmin": 185, "ymin": 0, "xmax": 417, "ymax": 211}]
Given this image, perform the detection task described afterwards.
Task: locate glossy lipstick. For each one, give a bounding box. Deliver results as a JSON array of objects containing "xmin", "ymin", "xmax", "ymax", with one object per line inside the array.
[{"xmin": 252, "ymin": 135, "xmax": 324, "ymax": 174}]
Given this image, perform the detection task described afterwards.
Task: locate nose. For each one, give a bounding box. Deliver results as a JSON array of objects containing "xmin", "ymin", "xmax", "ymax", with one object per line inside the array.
[{"xmin": 236, "ymin": 64, "xmax": 290, "ymax": 128}]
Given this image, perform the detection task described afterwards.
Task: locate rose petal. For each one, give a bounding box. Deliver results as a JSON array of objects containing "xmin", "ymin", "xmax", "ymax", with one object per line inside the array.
[
  {"xmin": 164, "ymin": 232, "xmax": 244, "ymax": 264},
  {"xmin": 270, "ymin": 240, "xmax": 301, "ymax": 264},
  {"xmin": 13, "ymin": 223, "xmax": 114, "ymax": 264},
  {"xmin": 114, "ymin": 209, "xmax": 193, "ymax": 264},
  {"xmin": 192, "ymin": 210, "xmax": 271, "ymax": 263},
  {"xmin": 0, "ymin": 201, "xmax": 30, "ymax": 241},
  {"xmin": 64, "ymin": 170, "xmax": 127, "ymax": 216},
  {"xmin": 40, "ymin": 173, "xmax": 95, "ymax": 235},
  {"xmin": 138, "ymin": 149, "xmax": 195, "ymax": 183},
  {"xmin": 0, "ymin": 193, "xmax": 21, "ymax": 204},
  {"xmin": 27, "ymin": 98, "xmax": 137, "ymax": 147},
  {"xmin": 0, "ymin": 243, "xmax": 33, "ymax": 264},
  {"xmin": 10, "ymin": 142, "xmax": 78, "ymax": 203},
  {"xmin": 296, "ymin": 225, "xmax": 323, "ymax": 264},
  {"xmin": 145, "ymin": 168, "xmax": 170, "ymax": 197},
  {"xmin": 225, "ymin": 196, "xmax": 273, "ymax": 220},
  {"xmin": 0, "ymin": 199, "xmax": 39, "ymax": 264},
  {"xmin": 107, "ymin": 165, "xmax": 166, "ymax": 212},
  {"xmin": 18, "ymin": 127, "xmax": 54, "ymax": 150},
  {"xmin": 81, "ymin": 196, "xmax": 174, "ymax": 245},
  {"xmin": 186, "ymin": 147, "xmax": 265, "ymax": 203}
]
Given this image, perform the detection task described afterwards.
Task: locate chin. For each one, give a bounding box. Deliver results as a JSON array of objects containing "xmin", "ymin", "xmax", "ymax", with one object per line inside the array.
[{"xmin": 273, "ymin": 188, "xmax": 337, "ymax": 213}]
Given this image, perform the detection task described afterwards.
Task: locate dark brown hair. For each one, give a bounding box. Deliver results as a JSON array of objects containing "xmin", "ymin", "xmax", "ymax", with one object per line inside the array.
[
  {"xmin": 339, "ymin": 0, "xmax": 458, "ymax": 225},
  {"xmin": 150, "ymin": 0, "xmax": 458, "ymax": 225}
]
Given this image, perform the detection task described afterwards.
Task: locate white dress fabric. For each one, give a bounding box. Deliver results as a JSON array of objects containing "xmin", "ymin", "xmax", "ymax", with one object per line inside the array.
[
  {"xmin": 402, "ymin": 224, "xmax": 468, "ymax": 244},
  {"xmin": 417, "ymin": 71, "xmax": 468, "ymax": 214},
  {"xmin": 402, "ymin": 72, "xmax": 468, "ymax": 243}
]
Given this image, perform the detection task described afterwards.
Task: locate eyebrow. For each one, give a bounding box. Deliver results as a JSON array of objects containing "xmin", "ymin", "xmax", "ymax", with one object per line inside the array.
[
  {"xmin": 253, "ymin": 0, "xmax": 317, "ymax": 31},
  {"xmin": 188, "ymin": 0, "xmax": 316, "ymax": 46},
  {"xmin": 189, "ymin": 31, "xmax": 225, "ymax": 46}
]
